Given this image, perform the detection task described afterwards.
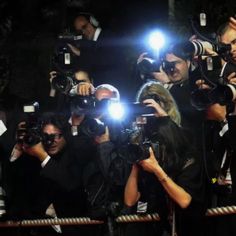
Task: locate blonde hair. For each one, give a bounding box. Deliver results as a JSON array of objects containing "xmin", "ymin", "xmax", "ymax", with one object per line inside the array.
[{"xmin": 136, "ymin": 81, "xmax": 181, "ymax": 126}]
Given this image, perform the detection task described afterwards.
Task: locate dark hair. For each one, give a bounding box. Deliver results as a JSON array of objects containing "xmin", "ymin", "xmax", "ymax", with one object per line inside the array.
[
  {"xmin": 165, "ymin": 41, "xmax": 193, "ymax": 61},
  {"xmin": 40, "ymin": 112, "xmax": 70, "ymax": 140},
  {"xmin": 147, "ymin": 117, "xmax": 195, "ymax": 178}
]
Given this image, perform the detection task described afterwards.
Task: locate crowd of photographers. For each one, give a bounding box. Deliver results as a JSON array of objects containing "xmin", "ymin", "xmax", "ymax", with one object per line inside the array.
[{"xmin": 0, "ymin": 12, "xmax": 236, "ymax": 236}]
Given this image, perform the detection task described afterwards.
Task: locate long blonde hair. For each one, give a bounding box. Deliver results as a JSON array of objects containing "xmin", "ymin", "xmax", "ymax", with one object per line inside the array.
[{"xmin": 136, "ymin": 81, "xmax": 181, "ymax": 126}]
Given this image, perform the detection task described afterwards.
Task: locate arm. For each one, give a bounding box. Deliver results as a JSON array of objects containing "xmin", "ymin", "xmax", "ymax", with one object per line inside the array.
[
  {"xmin": 23, "ymin": 142, "xmax": 48, "ymax": 162},
  {"xmin": 124, "ymin": 164, "xmax": 141, "ymax": 207},
  {"xmin": 139, "ymin": 148, "xmax": 192, "ymax": 209}
]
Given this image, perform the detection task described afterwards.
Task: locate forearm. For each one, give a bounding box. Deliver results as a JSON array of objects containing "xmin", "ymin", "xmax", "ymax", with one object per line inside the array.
[
  {"xmin": 153, "ymin": 166, "xmax": 192, "ymax": 208},
  {"xmin": 124, "ymin": 168, "xmax": 140, "ymax": 207}
]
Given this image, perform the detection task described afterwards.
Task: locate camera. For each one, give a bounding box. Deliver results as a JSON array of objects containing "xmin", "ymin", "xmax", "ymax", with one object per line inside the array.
[
  {"xmin": 17, "ymin": 102, "xmax": 42, "ymax": 146},
  {"xmin": 137, "ymin": 57, "xmax": 162, "ymax": 75},
  {"xmin": 124, "ymin": 102, "xmax": 156, "ymax": 118},
  {"xmin": 52, "ymin": 33, "xmax": 82, "ymax": 70},
  {"xmin": 189, "ymin": 40, "xmax": 229, "ymax": 57},
  {"xmin": 79, "ymin": 117, "xmax": 106, "ymax": 138},
  {"xmin": 121, "ymin": 120, "xmax": 160, "ymax": 164},
  {"xmin": 71, "ymin": 96, "xmax": 112, "ymax": 138},
  {"xmin": 137, "ymin": 55, "xmax": 179, "ymax": 80},
  {"xmin": 127, "ymin": 141, "xmax": 159, "ymax": 164},
  {"xmin": 51, "ymin": 72, "xmax": 77, "ymax": 95},
  {"xmin": 169, "ymin": 40, "xmax": 231, "ymax": 62},
  {"xmin": 72, "ymin": 99, "xmax": 156, "ymax": 139},
  {"xmin": 17, "ymin": 102, "xmax": 60, "ymax": 147},
  {"xmin": 41, "ymin": 133, "xmax": 60, "ymax": 149},
  {"xmin": 191, "ymin": 62, "xmax": 236, "ymax": 109},
  {"xmin": 70, "ymin": 95, "xmax": 113, "ymax": 117}
]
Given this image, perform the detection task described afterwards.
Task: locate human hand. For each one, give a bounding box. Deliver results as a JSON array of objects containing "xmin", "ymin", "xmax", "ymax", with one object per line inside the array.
[
  {"xmin": 49, "ymin": 71, "xmax": 57, "ymax": 83},
  {"xmin": 204, "ymin": 48, "xmax": 218, "ymax": 56},
  {"xmin": 139, "ymin": 147, "xmax": 159, "ymax": 173},
  {"xmin": 142, "ymin": 98, "xmax": 168, "ymax": 117},
  {"xmin": 195, "ymin": 79, "xmax": 212, "ymax": 90},
  {"xmin": 205, "ymin": 103, "xmax": 227, "ymax": 122},
  {"xmin": 22, "ymin": 142, "xmax": 48, "ymax": 162},
  {"xmin": 67, "ymin": 43, "xmax": 81, "ymax": 56},
  {"xmin": 227, "ymin": 72, "xmax": 236, "ymax": 85},
  {"xmin": 77, "ymin": 82, "xmax": 95, "ymax": 96}
]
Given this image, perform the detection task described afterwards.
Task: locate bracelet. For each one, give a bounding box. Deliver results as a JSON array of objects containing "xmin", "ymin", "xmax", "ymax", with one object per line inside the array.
[{"xmin": 159, "ymin": 175, "xmax": 169, "ymax": 183}]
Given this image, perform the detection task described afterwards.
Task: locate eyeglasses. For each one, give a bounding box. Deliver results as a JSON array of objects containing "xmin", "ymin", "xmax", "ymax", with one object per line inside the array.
[{"xmin": 43, "ymin": 133, "xmax": 63, "ymax": 140}]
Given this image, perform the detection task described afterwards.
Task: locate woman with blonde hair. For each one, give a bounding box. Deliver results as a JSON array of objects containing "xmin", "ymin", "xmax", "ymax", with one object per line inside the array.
[
  {"xmin": 136, "ymin": 81, "xmax": 181, "ymax": 126},
  {"xmin": 123, "ymin": 81, "xmax": 205, "ymax": 236}
]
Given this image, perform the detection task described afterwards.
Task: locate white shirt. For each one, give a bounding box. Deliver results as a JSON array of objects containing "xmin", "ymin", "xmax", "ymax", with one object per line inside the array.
[{"xmin": 93, "ymin": 27, "xmax": 102, "ymax": 41}]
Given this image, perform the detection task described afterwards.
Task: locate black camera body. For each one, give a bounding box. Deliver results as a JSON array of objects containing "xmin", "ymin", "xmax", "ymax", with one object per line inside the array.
[
  {"xmin": 17, "ymin": 102, "xmax": 42, "ymax": 146},
  {"xmin": 79, "ymin": 117, "xmax": 106, "ymax": 138},
  {"xmin": 51, "ymin": 72, "xmax": 77, "ymax": 95},
  {"xmin": 191, "ymin": 61, "xmax": 236, "ymax": 109},
  {"xmin": 17, "ymin": 102, "xmax": 58, "ymax": 147},
  {"xmin": 121, "ymin": 115, "xmax": 160, "ymax": 164},
  {"xmin": 127, "ymin": 141, "xmax": 159, "ymax": 164},
  {"xmin": 52, "ymin": 33, "xmax": 83, "ymax": 73},
  {"xmin": 137, "ymin": 57, "xmax": 162, "ymax": 75},
  {"xmin": 137, "ymin": 56, "xmax": 176, "ymax": 80}
]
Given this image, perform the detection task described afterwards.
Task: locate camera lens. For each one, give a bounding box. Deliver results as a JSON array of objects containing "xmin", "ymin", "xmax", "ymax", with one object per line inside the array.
[{"xmin": 52, "ymin": 74, "xmax": 74, "ymax": 94}]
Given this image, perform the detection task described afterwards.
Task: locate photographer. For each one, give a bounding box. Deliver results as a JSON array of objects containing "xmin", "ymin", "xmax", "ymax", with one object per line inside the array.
[
  {"xmin": 138, "ymin": 41, "xmax": 206, "ymax": 152},
  {"xmin": 48, "ymin": 67, "xmax": 94, "ymax": 113},
  {"xmin": 7, "ymin": 112, "xmax": 87, "ymax": 234},
  {"xmin": 193, "ymin": 18, "xmax": 236, "ymax": 236},
  {"xmin": 67, "ymin": 12, "xmax": 132, "ymax": 99},
  {"xmin": 78, "ymin": 84, "xmax": 131, "ymax": 236},
  {"xmin": 123, "ymin": 81, "xmax": 205, "ymax": 236}
]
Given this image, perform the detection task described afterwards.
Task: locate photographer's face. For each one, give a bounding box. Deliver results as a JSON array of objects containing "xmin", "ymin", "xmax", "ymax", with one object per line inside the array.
[
  {"xmin": 165, "ymin": 53, "xmax": 190, "ymax": 82},
  {"xmin": 93, "ymin": 88, "xmax": 114, "ymax": 119},
  {"xmin": 43, "ymin": 124, "xmax": 66, "ymax": 156},
  {"xmin": 74, "ymin": 16, "xmax": 96, "ymax": 40},
  {"xmin": 220, "ymin": 27, "xmax": 236, "ymax": 64}
]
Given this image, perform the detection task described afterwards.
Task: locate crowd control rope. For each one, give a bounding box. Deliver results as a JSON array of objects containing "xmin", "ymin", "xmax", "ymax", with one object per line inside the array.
[
  {"xmin": 0, "ymin": 213, "xmax": 160, "ymax": 228},
  {"xmin": 0, "ymin": 217, "xmax": 103, "ymax": 228},
  {"xmin": 206, "ymin": 205, "xmax": 236, "ymax": 217},
  {"xmin": 0, "ymin": 206, "xmax": 236, "ymax": 228},
  {"xmin": 116, "ymin": 213, "xmax": 160, "ymax": 223}
]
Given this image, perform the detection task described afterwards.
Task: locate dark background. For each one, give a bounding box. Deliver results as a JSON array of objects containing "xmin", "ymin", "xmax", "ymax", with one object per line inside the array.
[{"xmin": 0, "ymin": 0, "xmax": 236, "ymax": 110}]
